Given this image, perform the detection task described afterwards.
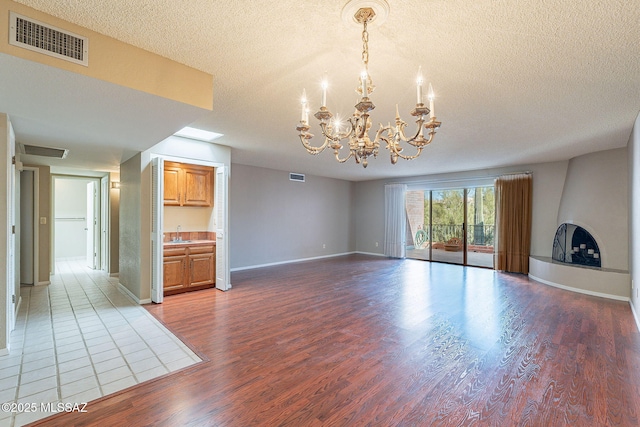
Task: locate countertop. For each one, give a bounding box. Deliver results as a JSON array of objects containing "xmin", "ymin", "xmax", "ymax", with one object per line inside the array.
[{"xmin": 163, "ymin": 239, "xmax": 216, "ymax": 248}]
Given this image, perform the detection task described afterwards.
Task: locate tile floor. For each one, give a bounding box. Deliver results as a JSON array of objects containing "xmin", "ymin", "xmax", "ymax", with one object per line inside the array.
[{"xmin": 0, "ymin": 259, "xmax": 202, "ymax": 427}]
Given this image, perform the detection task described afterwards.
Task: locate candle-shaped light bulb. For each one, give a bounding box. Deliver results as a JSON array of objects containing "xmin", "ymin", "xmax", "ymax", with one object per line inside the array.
[
  {"xmin": 416, "ymin": 66, "xmax": 424, "ymax": 105},
  {"xmin": 428, "ymin": 83, "xmax": 435, "ymax": 118},
  {"xmin": 395, "ymin": 104, "xmax": 400, "ymax": 121},
  {"xmin": 321, "ymin": 78, "xmax": 328, "ymax": 108},
  {"xmin": 361, "ymin": 70, "xmax": 368, "ymax": 98},
  {"xmin": 301, "ymin": 89, "xmax": 307, "ymax": 123}
]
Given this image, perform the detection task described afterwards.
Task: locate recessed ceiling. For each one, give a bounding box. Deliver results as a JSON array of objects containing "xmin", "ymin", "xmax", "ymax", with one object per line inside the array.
[{"xmin": 5, "ymin": 0, "xmax": 640, "ymax": 181}]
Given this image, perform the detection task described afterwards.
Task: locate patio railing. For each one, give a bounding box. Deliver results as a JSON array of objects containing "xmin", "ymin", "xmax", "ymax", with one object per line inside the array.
[{"xmin": 415, "ymin": 224, "xmax": 495, "ymax": 246}]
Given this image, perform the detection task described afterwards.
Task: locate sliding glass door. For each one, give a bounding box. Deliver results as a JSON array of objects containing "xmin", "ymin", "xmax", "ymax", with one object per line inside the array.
[
  {"xmin": 465, "ymin": 187, "xmax": 495, "ymax": 268},
  {"xmin": 431, "ymin": 189, "xmax": 464, "ymax": 264},
  {"xmin": 405, "ymin": 186, "xmax": 495, "ymax": 268}
]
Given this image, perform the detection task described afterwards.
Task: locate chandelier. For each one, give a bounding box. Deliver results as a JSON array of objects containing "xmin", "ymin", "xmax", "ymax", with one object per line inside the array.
[{"xmin": 296, "ymin": 5, "xmax": 442, "ymax": 168}]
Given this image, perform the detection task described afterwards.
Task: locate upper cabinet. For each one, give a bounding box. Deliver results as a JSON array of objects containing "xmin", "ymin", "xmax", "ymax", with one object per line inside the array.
[{"xmin": 164, "ymin": 161, "xmax": 214, "ymax": 207}]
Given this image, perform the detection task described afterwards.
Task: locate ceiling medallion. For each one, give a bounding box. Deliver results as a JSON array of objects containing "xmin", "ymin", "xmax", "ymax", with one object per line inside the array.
[{"xmin": 296, "ymin": 0, "xmax": 441, "ymax": 168}]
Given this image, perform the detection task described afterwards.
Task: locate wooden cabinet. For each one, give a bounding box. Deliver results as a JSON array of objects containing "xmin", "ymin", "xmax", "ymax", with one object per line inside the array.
[
  {"xmin": 163, "ymin": 243, "xmax": 216, "ymax": 295},
  {"xmin": 189, "ymin": 246, "xmax": 216, "ymax": 286},
  {"xmin": 163, "ymin": 161, "xmax": 214, "ymax": 207}
]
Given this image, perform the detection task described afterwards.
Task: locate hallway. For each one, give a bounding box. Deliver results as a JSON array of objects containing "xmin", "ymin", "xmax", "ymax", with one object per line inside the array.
[{"xmin": 0, "ymin": 259, "xmax": 201, "ymax": 427}]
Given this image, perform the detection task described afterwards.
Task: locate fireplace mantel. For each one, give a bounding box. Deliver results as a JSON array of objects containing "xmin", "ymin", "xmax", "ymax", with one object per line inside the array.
[{"xmin": 529, "ymin": 256, "xmax": 629, "ymax": 301}]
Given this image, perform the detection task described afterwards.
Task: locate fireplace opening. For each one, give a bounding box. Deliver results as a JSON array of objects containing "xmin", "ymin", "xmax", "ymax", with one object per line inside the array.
[{"xmin": 552, "ymin": 223, "xmax": 601, "ymax": 268}]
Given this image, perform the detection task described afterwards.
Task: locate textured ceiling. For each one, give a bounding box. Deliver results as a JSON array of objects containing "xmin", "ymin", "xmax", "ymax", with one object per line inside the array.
[{"xmin": 7, "ymin": 0, "xmax": 640, "ymax": 180}]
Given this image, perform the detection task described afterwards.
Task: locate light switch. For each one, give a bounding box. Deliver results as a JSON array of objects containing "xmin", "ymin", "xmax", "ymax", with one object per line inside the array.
[{"xmin": 40, "ymin": 217, "xmax": 46, "ymax": 225}]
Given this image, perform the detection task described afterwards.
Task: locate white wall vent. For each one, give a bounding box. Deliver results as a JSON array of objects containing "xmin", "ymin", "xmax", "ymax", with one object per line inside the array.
[
  {"xmin": 289, "ymin": 173, "xmax": 305, "ymax": 182},
  {"xmin": 9, "ymin": 11, "xmax": 89, "ymax": 66},
  {"xmin": 20, "ymin": 143, "xmax": 69, "ymax": 159}
]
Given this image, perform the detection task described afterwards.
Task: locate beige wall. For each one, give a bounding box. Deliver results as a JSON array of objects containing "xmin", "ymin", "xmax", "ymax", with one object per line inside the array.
[
  {"xmin": 229, "ymin": 164, "xmax": 356, "ymax": 269},
  {"xmin": 558, "ymin": 148, "xmax": 628, "ymax": 271},
  {"xmin": 109, "ymin": 172, "xmax": 120, "ymax": 275},
  {"xmin": 33, "ymin": 165, "xmax": 50, "ymax": 283},
  {"xmin": 119, "ymin": 154, "xmax": 142, "ymax": 299},
  {"xmin": 164, "ymin": 206, "xmax": 215, "ymax": 234},
  {"xmin": 0, "ymin": 0, "xmax": 213, "ymax": 110}
]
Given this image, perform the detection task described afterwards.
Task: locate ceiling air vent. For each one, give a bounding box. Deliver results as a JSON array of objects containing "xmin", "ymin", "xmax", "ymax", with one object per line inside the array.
[
  {"xmin": 9, "ymin": 11, "xmax": 89, "ymax": 66},
  {"xmin": 20, "ymin": 144, "xmax": 69, "ymax": 159},
  {"xmin": 289, "ymin": 173, "xmax": 305, "ymax": 182}
]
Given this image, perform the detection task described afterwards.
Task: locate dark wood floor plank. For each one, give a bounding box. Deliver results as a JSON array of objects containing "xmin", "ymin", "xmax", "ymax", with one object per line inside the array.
[{"xmin": 30, "ymin": 254, "xmax": 640, "ymax": 426}]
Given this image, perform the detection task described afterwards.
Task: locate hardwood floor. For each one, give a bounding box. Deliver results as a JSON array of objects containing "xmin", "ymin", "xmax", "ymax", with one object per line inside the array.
[{"xmin": 33, "ymin": 254, "xmax": 640, "ymax": 426}]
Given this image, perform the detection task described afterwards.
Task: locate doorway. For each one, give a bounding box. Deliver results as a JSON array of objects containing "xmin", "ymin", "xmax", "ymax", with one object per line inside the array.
[
  {"xmin": 405, "ymin": 186, "xmax": 495, "ymax": 268},
  {"xmin": 150, "ymin": 157, "xmax": 230, "ymax": 303},
  {"xmin": 52, "ymin": 176, "xmax": 102, "ymax": 271}
]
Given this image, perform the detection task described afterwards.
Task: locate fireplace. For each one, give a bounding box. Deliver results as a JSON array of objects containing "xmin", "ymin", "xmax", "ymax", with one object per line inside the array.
[{"xmin": 552, "ymin": 223, "xmax": 601, "ymax": 268}]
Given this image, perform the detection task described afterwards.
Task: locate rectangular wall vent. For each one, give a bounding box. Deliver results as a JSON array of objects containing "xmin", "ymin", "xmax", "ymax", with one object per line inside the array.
[
  {"xmin": 9, "ymin": 11, "xmax": 89, "ymax": 66},
  {"xmin": 20, "ymin": 143, "xmax": 69, "ymax": 159},
  {"xmin": 289, "ymin": 173, "xmax": 305, "ymax": 182}
]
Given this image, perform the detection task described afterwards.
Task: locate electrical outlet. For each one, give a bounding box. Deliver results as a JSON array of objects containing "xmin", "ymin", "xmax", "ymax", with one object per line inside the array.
[
  {"xmin": 375, "ymin": 242, "xmax": 379, "ymax": 247},
  {"xmin": 322, "ymin": 243, "xmax": 326, "ymax": 249}
]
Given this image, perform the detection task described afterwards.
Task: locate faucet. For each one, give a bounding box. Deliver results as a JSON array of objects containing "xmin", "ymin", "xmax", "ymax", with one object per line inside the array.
[{"xmin": 176, "ymin": 225, "xmax": 182, "ymax": 242}]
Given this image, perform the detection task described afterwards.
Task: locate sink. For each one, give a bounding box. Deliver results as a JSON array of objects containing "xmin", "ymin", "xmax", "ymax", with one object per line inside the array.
[{"xmin": 170, "ymin": 239, "xmax": 191, "ymax": 243}]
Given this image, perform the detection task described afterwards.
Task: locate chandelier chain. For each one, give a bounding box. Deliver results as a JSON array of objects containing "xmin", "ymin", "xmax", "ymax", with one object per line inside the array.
[{"xmin": 362, "ymin": 20, "xmax": 369, "ymax": 72}]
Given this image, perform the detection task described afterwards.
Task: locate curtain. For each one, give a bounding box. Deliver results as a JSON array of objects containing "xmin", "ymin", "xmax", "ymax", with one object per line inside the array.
[
  {"xmin": 384, "ymin": 184, "xmax": 407, "ymax": 258},
  {"xmin": 495, "ymin": 173, "xmax": 533, "ymax": 273}
]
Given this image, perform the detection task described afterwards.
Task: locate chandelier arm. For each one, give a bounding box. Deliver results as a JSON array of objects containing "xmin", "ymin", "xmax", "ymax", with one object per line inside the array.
[
  {"xmin": 334, "ymin": 149, "xmax": 354, "ymax": 163},
  {"xmin": 299, "ymin": 134, "xmax": 331, "ymax": 155},
  {"xmin": 404, "ymin": 117, "xmax": 428, "ymax": 145},
  {"xmin": 372, "ymin": 123, "xmax": 390, "ymax": 145},
  {"xmin": 393, "ymin": 146, "xmax": 424, "ymax": 161},
  {"xmin": 319, "ymin": 122, "xmax": 353, "ymax": 144}
]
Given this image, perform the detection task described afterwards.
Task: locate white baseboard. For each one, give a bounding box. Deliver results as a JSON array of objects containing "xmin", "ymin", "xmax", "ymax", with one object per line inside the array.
[
  {"xmin": 231, "ymin": 252, "xmax": 357, "ymax": 272},
  {"xmin": 109, "ymin": 273, "xmax": 119, "ymax": 278},
  {"xmin": 117, "ymin": 283, "xmax": 151, "ymax": 305},
  {"xmin": 529, "ymin": 274, "xmax": 630, "ymax": 302},
  {"xmin": 355, "ymin": 251, "xmax": 386, "ymax": 257},
  {"xmin": 0, "ymin": 347, "xmax": 8, "ymax": 356},
  {"xmin": 35, "ymin": 281, "xmax": 50, "ymax": 286},
  {"xmin": 630, "ymin": 301, "xmax": 640, "ymax": 333}
]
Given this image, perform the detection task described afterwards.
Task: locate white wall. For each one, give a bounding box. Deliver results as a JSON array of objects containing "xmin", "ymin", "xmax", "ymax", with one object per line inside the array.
[
  {"xmin": 629, "ymin": 112, "xmax": 640, "ymax": 323},
  {"xmin": 557, "ymin": 147, "xmax": 628, "ymax": 271},
  {"xmin": 229, "ymin": 164, "xmax": 356, "ymax": 269}
]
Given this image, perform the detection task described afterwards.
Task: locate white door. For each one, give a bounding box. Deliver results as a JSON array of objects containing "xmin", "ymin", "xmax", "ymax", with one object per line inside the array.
[
  {"xmin": 151, "ymin": 157, "xmax": 164, "ymax": 303},
  {"xmin": 216, "ymin": 166, "xmax": 230, "ymax": 291},
  {"xmin": 100, "ymin": 176, "xmax": 109, "ymax": 271},
  {"xmin": 86, "ymin": 181, "xmax": 98, "ymax": 269}
]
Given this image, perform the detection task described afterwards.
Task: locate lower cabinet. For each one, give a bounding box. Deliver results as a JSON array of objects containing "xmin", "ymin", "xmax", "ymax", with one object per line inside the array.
[{"xmin": 163, "ymin": 244, "xmax": 216, "ymax": 295}]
